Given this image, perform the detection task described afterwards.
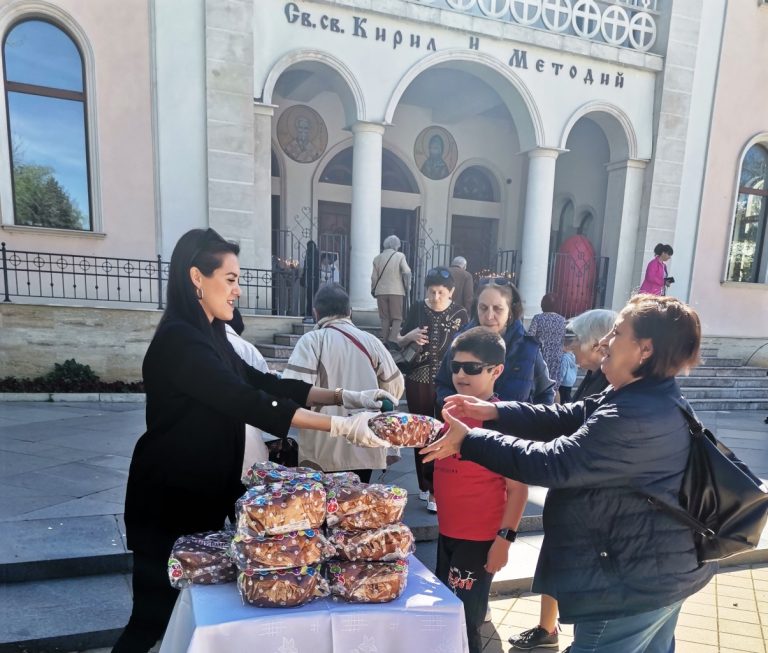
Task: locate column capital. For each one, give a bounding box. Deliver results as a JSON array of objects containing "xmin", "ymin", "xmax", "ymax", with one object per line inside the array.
[
  {"xmin": 253, "ymin": 102, "xmax": 277, "ymax": 117},
  {"xmin": 606, "ymin": 158, "xmax": 648, "ymax": 173},
  {"xmin": 521, "ymin": 146, "xmax": 567, "ymax": 160},
  {"xmin": 350, "ymin": 121, "xmax": 386, "ymax": 136}
]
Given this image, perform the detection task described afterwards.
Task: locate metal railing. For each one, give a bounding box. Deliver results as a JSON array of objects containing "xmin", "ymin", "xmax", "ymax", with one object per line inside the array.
[{"xmin": 0, "ymin": 242, "xmax": 300, "ymax": 315}]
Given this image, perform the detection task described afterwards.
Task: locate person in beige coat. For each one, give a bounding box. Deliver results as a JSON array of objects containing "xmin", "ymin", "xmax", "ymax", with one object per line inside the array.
[
  {"xmin": 449, "ymin": 256, "xmax": 474, "ymax": 313},
  {"xmin": 371, "ymin": 235, "xmax": 412, "ymax": 346},
  {"xmin": 282, "ymin": 283, "xmax": 405, "ymax": 482}
]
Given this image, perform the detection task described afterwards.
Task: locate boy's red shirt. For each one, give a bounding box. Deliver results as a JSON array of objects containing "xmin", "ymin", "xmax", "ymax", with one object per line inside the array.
[{"xmin": 433, "ymin": 399, "xmax": 507, "ymax": 541}]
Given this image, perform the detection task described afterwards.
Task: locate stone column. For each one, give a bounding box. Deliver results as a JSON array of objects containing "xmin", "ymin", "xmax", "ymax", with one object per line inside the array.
[
  {"xmin": 604, "ymin": 159, "xmax": 647, "ymax": 309},
  {"xmin": 349, "ymin": 121, "xmax": 385, "ymax": 312},
  {"xmin": 253, "ymin": 102, "xmax": 276, "ymax": 267},
  {"xmin": 518, "ymin": 148, "xmax": 560, "ymax": 317}
]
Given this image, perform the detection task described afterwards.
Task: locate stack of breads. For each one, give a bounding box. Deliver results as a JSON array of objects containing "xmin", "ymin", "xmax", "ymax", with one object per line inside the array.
[{"xmin": 166, "ymin": 461, "xmax": 417, "ymax": 608}]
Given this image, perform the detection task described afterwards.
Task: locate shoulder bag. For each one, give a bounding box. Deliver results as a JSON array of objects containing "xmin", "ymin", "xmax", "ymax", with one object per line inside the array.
[{"xmin": 642, "ymin": 400, "xmax": 768, "ymax": 562}]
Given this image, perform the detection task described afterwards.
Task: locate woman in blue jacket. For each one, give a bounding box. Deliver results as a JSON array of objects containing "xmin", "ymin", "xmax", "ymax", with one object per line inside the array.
[{"xmin": 423, "ymin": 294, "xmax": 715, "ymax": 653}]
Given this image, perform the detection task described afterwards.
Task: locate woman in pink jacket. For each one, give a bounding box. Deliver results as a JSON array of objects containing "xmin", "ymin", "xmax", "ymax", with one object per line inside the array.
[{"xmin": 639, "ymin": 243, "xmax": 673, "ymax": 295}]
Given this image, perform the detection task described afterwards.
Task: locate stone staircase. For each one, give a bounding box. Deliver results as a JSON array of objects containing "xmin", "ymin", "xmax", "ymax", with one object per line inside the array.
[{"xmin": 256, "ymin": 332, "xmax": 768, "ymax": 412}]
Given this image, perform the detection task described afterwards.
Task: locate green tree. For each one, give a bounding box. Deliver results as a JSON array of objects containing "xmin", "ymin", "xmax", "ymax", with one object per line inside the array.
[{"xmin": 12, "ymin": 163, "xmax": 84, "ymax": 229}]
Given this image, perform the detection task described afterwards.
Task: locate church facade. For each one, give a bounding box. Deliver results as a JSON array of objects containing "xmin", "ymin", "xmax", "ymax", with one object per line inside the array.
[{"xmin": 0, "ymin": 0, "xmax": 766, "ymax": 341}]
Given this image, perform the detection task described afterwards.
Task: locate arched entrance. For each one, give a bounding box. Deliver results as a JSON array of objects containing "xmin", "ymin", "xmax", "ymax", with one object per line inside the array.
[{"xmin": 315, "ymin": 146, "xmax": 421, "ymax": 288}]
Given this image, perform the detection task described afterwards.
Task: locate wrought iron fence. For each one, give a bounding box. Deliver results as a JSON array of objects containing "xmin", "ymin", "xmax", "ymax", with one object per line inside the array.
[{"xmin": 0, "ymin": 242, "xmax": 297, "ymax": 315}]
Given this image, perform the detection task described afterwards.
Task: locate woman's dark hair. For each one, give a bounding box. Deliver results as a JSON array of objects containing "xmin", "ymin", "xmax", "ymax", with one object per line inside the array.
[
  {"xmin": 540, "ymin": 293, "xmax": 558, "ymax": 313},
  {"xmin": 161, "ymin": 228, "xmax": 240, "ymax": 364},
  {"xmin": 623, "ymin": 294, "xmax": 701, "ymax": 379},
  {"xmin": 451, "ymin": 326, "xmax": 506, "ymax": 365},
  {"xmin": 424, "ymin": 266, "xmax": 454, "ymax": 290},
  {"xmin": 475, "ymin": 281, "xmax": 524, "ymax": 324},
  {"xmin": 313, "ymin": 283, "xmax": 350, "ymax": 319},
  {"xmin": 663, "ymin": 244, "xmax": 674, "ymax": 256},
  {"xmin": 228, "ymin": 307, "xmax": 245, "ymax": 336},
  {"xmin": 653, "ymin": 243, "xmax": 665, "ymax": 256}
]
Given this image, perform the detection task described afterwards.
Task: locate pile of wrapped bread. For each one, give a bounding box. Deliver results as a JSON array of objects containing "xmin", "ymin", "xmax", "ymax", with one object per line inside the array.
[{"xmin": 167, "ymin": 461, "xmax": 415, "ymax": 608}]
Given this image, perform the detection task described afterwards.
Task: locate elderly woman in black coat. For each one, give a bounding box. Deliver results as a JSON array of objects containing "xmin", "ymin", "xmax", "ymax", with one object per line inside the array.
[
  {"xmin": 112, "ymin": 229, "xmax": 394, "ymax": 653},
  {"xmin": 422, "ymin": 294, "xmax": 715, "ymax": 653}
]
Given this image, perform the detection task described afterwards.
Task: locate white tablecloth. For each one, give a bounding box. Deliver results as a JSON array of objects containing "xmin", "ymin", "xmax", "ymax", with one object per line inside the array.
[{"xmin": 160, "ymin": 556, "xmax": 469, "ymax": 653}]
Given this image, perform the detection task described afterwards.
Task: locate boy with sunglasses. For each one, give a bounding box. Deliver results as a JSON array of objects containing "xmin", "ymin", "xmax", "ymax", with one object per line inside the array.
[{"xmin": 433, "ymin": 326, "xmax": 525, "ymax": 653}]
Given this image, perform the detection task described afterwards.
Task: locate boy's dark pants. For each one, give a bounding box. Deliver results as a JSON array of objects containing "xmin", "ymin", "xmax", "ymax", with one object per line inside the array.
[{"xmin": 436, "ymin": 534, "xmax": 495, "ymax": 653}]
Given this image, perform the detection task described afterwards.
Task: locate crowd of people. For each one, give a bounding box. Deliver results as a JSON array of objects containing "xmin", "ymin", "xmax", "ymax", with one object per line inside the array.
[{"xmin": 114, "ymin": 228, "xmax": 712, "ymax": 653}]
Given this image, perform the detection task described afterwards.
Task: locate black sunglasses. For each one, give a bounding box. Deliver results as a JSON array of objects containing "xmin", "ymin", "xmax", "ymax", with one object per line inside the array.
[
  {"xmin": 450, "ymin": 361, "xmax": 498, "ymax": 375},
  {"xmin": 478, "ymin": 276, "xmax": 513, "ymax": 287},
  {"xmin": 426, "ymin": 267, "xmax": 451, "ymax": 279}
]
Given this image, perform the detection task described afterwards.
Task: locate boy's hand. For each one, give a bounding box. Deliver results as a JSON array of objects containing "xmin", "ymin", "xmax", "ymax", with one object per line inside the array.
[
  {"xmin": 484, "ymin": 537, "xmax": 510, "ymax": 574},
  {"xmin": 419, "ymin": 408, "xmax": 468, "ymax": 463},
  {"xmin": 443, "ymin": 395, "xmax": 499, "ymax": 422}
]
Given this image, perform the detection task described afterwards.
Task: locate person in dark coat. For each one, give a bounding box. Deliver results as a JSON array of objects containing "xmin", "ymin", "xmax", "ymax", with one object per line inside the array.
[
  {"xmin": 423, "ymin": 294, "xmax": 716, "ymax": 653},
  {"xmin": 112, "ymin": 228, "xmax": 395, "ymax": 653}
]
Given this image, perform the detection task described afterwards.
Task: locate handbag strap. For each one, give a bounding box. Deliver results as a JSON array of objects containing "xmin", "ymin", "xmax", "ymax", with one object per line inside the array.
[
  {"xmin": 325, "ymin": 325, "xmax": 376, "ymax": 370},
  {"xmin": 372, "ymin": 251, "xmax": 397, "ymax": 295}
]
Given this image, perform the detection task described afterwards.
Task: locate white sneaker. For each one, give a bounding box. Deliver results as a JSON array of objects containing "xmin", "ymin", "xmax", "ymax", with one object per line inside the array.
[
  {"xmin": 418, "ymin": 490, "xmax": 429, "ymax": 501},
  {"xmin": 426, "ymin": 499, "xmax": 437, "ymax": 513},
  {"xmin": 484, "ymin": 607, "xmax": 492, "ymax": 622}
]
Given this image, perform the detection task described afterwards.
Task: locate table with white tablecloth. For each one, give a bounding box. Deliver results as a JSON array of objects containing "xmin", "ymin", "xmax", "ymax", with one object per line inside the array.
[{"xmin": 159, "ymin": 556, "xmax": 469, "ymax": 653}]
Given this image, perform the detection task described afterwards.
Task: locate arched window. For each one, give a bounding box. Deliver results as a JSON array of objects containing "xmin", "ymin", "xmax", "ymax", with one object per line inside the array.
[
  {"xmin": 453, "ymin": 166, "xmax": 498, "ymax": 202},
  {"xmin": 319, "ymin": 147, "xmax": 418, "ymax": 192},
  {"xmin": 726, "ymin": 144, "xmax": 768, "ymax": 283},
  {"xmin": 3, "ymin": 19, "xmax": 91, "ymax": 230}
]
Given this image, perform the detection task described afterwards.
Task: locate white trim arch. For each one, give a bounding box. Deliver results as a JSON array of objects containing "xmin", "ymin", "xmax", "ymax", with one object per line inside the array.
[
  {"xmin": 559, "ymin": 101, "xmax": 640, "ymax": 162},
  {"xmin": 722, "ymin": 132, "xmax": 768, "ymax": 283},
  {"xmin": 383, "ymin": 50, "xmax": 544, "ymax": 152},
  {"xmin": 0, "ymin": 0, "xmax": 102, "ymax": 231},
  {"xmin": 448, "ymin": 158, "xmax": 505, "ymax": 204},
  {"xmin": 262, "ymin": 49, "xmax": 365, "ymax": 126}
]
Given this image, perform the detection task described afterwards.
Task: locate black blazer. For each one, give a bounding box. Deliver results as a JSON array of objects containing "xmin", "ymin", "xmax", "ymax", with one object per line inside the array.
[{"xmin": 124, "ymin": 318, "xmax": 311, "ymax": 554}]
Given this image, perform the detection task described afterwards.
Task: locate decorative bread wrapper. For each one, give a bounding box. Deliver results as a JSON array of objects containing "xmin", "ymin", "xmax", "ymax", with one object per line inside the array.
[
  {"xmin": 237, "ymin": 564, "xmax": 329, "ymax": 608},
  {"xmin": 167, "ymin": 529, "xmax": 237, "ymax": 589},
  {"xmin": 325, "ymin": 483, "xmax": 407, "ymax": 531},
  {"xmin": 327, "ymin": 560, "xmax": 409, "ymax": 603},
  {"xmin": 368, "ymin": 412, "xmax": 443, "ymax": 447},
  {"xmin": 328, "ymin": 523, "xmax": 415, "ymax": 562},
  {"xmin": 242, "ymin": 461, "xmax": 324, "ymax": 488},
  {"xmin": 230, "ymin": 528, "xmax": 336, "ymax": 571},
  {"xmin": 320, "ymin": 471, "xmax": 361, "ymax": 489},
  {"xmin": 236, "ymin": 480, "xmax": 326, "ymax": 536}
]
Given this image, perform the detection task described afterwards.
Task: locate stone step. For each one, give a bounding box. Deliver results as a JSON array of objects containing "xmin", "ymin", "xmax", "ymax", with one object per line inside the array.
[
  {"xmin": 688, "ymin": 366, "xmax": 767, "ymax": 378},
  {"xmin": 696, "ymin": 357, "xmax": 746, "ymax": 368},
  {"xmin": 699, "ymin": 348, "xmax": 718, "ymax": 358},
  {"xmin": 0, "ymin": 572, "xmax": 131, "ymax": 651},
  {"xmin": 678, "ymin": 376, "xmax": 768, "ymax": 388},
  {"xmin": 292, "ymin": 322, "xmax": 316, "ymax": 335},
  {"xmin": 274, "ymin": 333, "xmax": 303, "ymax": 346},
  {"xmin": 0, "ymin": 515, "xmax": 130, "ymax": 584},
  {"xmin": 264, "ymin": 358, "xmax": 288, "ymax": 373},
  {"xmin": 687, "ymin": 398, "xmax": 768, "ymax": 411},
  {"xmin": 681, "ymin": 387, "xmax": 768, "ymax": 400},
  {"xmin": 254, "ymin": 343, "xmax": 294, "ymax": 359}
]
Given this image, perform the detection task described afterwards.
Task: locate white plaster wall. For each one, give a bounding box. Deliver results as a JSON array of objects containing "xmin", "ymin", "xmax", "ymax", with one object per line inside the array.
[
  {"xmin": 153, "ymin": 0, "xmax": 208, "ymax": 259},
  {"xmin": 0, "ymin": 0, "xmax": 157, "ymax": 258},
  {"xmin": 688, "ymin": 1, "xmax": 768, "ymax": 338}
]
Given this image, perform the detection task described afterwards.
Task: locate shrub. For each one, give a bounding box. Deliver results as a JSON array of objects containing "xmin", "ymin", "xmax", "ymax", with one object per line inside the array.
[{"xmin": 0, "ymin": 359, "xmax": 144, "ymax": 393}]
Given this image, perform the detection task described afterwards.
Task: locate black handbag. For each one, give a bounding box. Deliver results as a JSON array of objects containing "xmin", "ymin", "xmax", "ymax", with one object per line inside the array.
[
  {"xmin": 265, "ymin": 437, "xmax": 299, "ymax": 468},
  {"xmin": 643, "ymin": 401, "xmax": 768, "ymax": 562}
]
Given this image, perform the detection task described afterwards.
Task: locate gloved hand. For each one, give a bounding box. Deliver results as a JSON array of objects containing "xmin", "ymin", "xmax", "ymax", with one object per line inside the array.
[
  {"xmin": 342, "ymin": 389, "xmax": 399, "ymax": 410},
  {"xmin": 330, "ymin": 412, "xmax": 390, "ymax": 448}
]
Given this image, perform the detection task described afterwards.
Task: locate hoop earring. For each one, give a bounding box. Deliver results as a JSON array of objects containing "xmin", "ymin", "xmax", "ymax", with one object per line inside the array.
[{"xmin": 196, "ymin": 286, "xmax": 204, "ymax": 300}]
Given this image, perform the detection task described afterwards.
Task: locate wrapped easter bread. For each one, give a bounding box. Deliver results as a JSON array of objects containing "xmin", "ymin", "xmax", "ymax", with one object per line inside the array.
[
  {"xmin": 368, "ymin": 412, "xmax": 443, "ymax": 447},
  {"xmin": 236, "ymin": 480, "xmax": 326, "ymax": 536},
  {"xmin": 325, "ymin": 483, "xmax": 407, "ymax": 531},
  {"xmin": 230, "ymin": 528, "xmax": 335, "ymax": 570},
  {"xmin": 328, "ymin": 523, "xmax": 414, "ymax": 562},
  {"xmin": 327, "ymin": 560, "xmax": 408, "ymax": 603},
  {"xmin": 237, "ymin": 564, "xmax": 329, "ymax": 607},
  {"xmin": 167, "ymin": 529, "xmax": 237, "ymax": 589}
]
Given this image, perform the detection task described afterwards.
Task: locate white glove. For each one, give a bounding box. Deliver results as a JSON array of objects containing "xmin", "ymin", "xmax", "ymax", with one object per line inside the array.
[
  {"xmin": 330, "ymin": 412, "xmax": 390, "ymax": 448},
  {"xmin": 342, "ymin": 389, "xmax": 399, "ymax": 410}
]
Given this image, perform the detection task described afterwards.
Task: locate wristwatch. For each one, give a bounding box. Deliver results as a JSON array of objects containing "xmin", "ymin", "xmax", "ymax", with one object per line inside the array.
[{"xmin": 497, "ymin": 528, "xmax": 517, "ymax": 543}]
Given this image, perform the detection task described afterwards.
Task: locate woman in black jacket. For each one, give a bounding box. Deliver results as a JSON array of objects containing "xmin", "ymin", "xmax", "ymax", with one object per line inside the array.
[
  {"xmin": 112, "ymin": 229, "xmax": 393, "ymax": 653},
  {"xmin": 423, "ymin": 295, "xmax": 715, "ymax": 653}
]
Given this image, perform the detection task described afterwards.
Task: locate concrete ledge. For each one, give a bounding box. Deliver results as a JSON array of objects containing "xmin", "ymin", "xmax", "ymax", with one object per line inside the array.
[{"xmin": 0, "ymin": 393, "xmax": 146, "ymax": 402}]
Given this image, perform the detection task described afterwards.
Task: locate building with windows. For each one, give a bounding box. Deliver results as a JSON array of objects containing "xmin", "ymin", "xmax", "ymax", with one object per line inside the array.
[{"xmin": 0, "ymin": 0, "xmax": 766, "ymax": 362}]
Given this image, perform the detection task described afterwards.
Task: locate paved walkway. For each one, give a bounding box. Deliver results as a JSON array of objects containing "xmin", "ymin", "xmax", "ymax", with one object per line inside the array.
[{"xmin": 0, "ymin": 401, "xmax": 766, "ymax": 652}]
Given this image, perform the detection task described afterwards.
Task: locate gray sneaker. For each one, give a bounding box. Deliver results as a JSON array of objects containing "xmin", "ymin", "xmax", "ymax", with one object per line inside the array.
[{"xmin": 508, "ymin": 626, "xmax": 559, "ymax": 650}]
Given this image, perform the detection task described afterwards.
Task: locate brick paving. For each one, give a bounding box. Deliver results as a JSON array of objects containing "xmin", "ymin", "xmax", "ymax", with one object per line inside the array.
[{"xmin": 484, "ymin": 563, "xmax": 768, "ymax": 653}]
